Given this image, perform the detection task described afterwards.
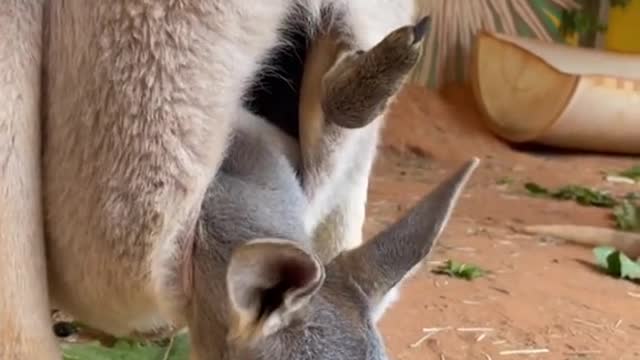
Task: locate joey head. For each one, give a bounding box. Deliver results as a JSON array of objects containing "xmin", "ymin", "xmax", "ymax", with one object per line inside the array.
[{"xmin": 185, "ymin": 125, "xmax": 479, "ymax": 360}]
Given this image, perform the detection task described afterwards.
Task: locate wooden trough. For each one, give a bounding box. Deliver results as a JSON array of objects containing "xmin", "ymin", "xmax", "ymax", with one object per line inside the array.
[{"xmin": 471, "ymin": 31, "xmax": 640, "ymax": 154}]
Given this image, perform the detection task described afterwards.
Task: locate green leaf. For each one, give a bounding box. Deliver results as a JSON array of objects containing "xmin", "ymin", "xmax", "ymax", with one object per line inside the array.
[
  {"xmin": 613, "ymin": 200, "xmax": 640, "ymax": 232},
  {"xmin": 524, "ymin": 182, "xmax": 617, "ymax": 208},
  {"xmin": 434, "ymin": 260, "xmax": 487, "ymax": 281},
  {"xmin": 593, "ymin": 246, "xmax": 617, "ymax": 269},
  {"xmin": 524, "ymin": 182, "xmax": 550, "ymax": 196},
  {"xmin": 619, "ymin": 253, "xmax": 640, "ymax": 279},
  {"xmin": 618, "ymin": 165, "xmax": 640, "ymax": 181},
  {"xmin": 593, "ymin": 246, "xmax": 640, "ymax": 280},
  {"xmin": 559, "ymin": 8, "xmax": 607, "ymax": 37},
  {"xmin": 62, "ymin": 333, "xmax": 190, "ymax": 360}
]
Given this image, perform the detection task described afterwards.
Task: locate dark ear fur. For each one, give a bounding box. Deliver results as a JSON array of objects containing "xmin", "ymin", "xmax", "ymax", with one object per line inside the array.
[
  {"xmin": 226, "ymin": 238, "xmax": 325, "ymax": 340},
  {"xmin": 332, "ymin": 158, "xmax": 479, "ymax": 308}
]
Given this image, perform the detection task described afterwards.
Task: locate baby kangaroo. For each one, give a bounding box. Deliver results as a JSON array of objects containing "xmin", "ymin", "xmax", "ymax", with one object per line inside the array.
[{"xmin": 186, "ymin": 123, "xmax": 480, "ymax": 358}]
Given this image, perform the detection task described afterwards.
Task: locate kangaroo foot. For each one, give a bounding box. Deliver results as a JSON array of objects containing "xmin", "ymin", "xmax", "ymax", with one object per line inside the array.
[{"xmin": 322, "ymin": 16, "xmax": 430, "ymax": 129}]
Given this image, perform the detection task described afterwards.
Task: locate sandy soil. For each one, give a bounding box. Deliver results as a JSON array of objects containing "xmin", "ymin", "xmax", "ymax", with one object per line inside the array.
[{"xmin": 375, "ymin": 85, "xmax": 640, "ymax": 360}]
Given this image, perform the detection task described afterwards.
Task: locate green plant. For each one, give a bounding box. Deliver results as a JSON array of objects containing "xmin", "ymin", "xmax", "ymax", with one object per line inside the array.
[
  {"xmin": 593, "ymin": 246, "xmax": 640, "ymax": 280},
  {"xmin": 62, "ymin": 334, "xmax": 190, "ymax": 360},
  {"xmin": 559, "ymin": 0, "xmax": 632, "ymax": 38},
  {"xmin": 434, "ymin": 260, "xmax": 487, "ymax": 281},
  {"xmin": 524, "ymin": 182, "xmax": 617, "ymax": 208},
  {"xmin": 559, "ymin": 8, "xmax": 607, "ymax": 37},
  {"xmin": 613, "ymin": 200, "xmax": 640, "ymax": 232}
]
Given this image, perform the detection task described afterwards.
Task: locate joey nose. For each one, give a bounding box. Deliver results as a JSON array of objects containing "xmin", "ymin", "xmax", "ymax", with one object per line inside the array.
[
  {"xmin": 412, "ymin": 16, "xmax": 430, "ymax": 44},
  {"xmin": 53, "ymin": 321, "xmax": 77, "ymax": 338}
]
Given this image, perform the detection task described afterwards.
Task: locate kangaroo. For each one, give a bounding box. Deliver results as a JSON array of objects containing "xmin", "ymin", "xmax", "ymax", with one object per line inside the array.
[
  {"xmin": 1, "ymin": 1, "xmax": 438, "ymax": 359},
  {"xmin": 55, "ymin": 17, "xmax": 442, "ymax": 355},
  {"xmin": 185, "ymin": 129, "xmax": 479, "ymax": 358},
  {"xmin": 0, "ymin": 2, "xmax": 54, "ymax": 359}
]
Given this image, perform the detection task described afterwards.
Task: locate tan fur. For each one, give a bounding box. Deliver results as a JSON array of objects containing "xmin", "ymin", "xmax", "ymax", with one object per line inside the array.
[
  {"xmin": 0, "ymin": 2, "xmax": 60, "ymax": 359},
  {"xmin": 44, "ymin": 1, "xmax": 296, "ymax": 336}
]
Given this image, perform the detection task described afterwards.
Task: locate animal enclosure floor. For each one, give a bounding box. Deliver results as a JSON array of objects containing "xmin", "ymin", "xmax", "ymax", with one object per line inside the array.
[{"xmin": 374, "ymin": 85, "xmax": 640, "ymax": 360}]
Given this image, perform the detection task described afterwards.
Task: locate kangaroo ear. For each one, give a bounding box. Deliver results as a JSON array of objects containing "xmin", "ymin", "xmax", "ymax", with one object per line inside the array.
[
  {"xmin": 226, "ymin": 238, "xmax": 325, "ymax": 341},
  {"xmin": 330, "ymin": 158, "xmax": 479, "ymax": 320}
]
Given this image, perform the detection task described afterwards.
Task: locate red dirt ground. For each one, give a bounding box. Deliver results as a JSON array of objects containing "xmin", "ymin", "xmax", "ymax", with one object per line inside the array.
[{"xmin": 375, "ymin": 84, "xmax": 640, "ymax": 360}]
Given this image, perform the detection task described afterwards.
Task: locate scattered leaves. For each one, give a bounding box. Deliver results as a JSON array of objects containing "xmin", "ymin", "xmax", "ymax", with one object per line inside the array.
[
  {"xmin": 524, "ymin": 182, "xmax": 617, "ymax": 208},
  {"xmin": 593, "ymin": 246, "xmax": 640, "ymax": 280},
  {"xmin": 434, "ymin": 260, "xmax": 487, "ymax": 280},
  {"xmin": 613, "ymin": 200, "xmax": 640, "ymax": 232},
  {"xmin": 62, "ymin": 333, "xmax": 190, "ymax": 360},
  {"xmin": 626, "ymin": 192, "xmax": 640, "ymax": 201}
]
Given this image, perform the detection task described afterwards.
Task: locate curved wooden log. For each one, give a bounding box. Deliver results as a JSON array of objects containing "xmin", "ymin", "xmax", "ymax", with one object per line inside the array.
[
  {"xmin": 522, "ymin": 224, "xmax": 640, "ymax": 259},
  {"xmin": 471, "ymin": 31, "xmax": 640, "ymax": 154}
]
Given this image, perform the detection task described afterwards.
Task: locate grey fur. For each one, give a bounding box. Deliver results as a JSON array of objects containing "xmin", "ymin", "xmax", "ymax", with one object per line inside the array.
[{"xmin": 186, "ymin": 118, "xmax": 479, "ymax": 358}]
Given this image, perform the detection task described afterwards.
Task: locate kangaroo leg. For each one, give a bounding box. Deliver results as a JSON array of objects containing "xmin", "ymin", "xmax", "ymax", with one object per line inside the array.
[
  {"xmin": 0, "ymin": 2, "xmax": 59, "ymax": 359},
  {"xmin": 308, "ymin": 147, "xmax": 375, "ymax": 261},
  {"xmin": 44, "ymin": 0, "xmax": 292, "ymax": 336},
  {"xmin": 299, "ymin": 18, "xmax": 429, "ymax": 261}
]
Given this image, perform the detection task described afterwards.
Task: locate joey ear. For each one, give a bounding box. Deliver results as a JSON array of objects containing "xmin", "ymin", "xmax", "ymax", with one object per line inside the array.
[
  {"xmin": 226, "ymin": 238, "xmax": 325, "ymax": 341},
  {"xmin": 331, "ymin": 158, "xmax": 479, "ymax": 318}
]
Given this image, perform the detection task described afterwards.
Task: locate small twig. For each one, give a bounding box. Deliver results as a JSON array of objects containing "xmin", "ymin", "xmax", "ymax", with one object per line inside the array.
[
  {"xmin": 628, "ymin": 291, "xmax": 640, "ymax": 298},
  {"xmin": 573, "ymin": 318, "xmax": 604, "ymax": 328},
  {"xmin": 409, "ymin": 333, "xmax": 435, "ymax": 348},
  {"xmin": 482, "ymin": 352, "xmax": 494, "ymax": 360},
  {"xmin": 614, "ymin": 319, "xmax": 623, "ymax": 329},
  {"xmin": 422, "ymin": 327, "xmax": 452, "ymax": 333},
  {"xmin": 476, "ymin": 333, "xmax": 488, "ymax": 342},
  {"xmin": 428, "ymin": 260, "xmax": 446, "ymax": 266},
  {"xmin": 453, "ymin": 247, "xmax": 477, "ymax": 252},
  {"xmin": 489, "ymin": 286, "xmax": 511, "ymax": 295},
  {"xmin": 606, "ymin": 175, "xmax": 635, "ymax": 184},
  {"xmin": 565, "ymin": 350, "xmax": 601, "ymax": 355},
  {"xmin": 411, "ymin": 327, "xmax": 450, "ymax": 348},
  {"xmin": 499, "ymin": 348, "xmax": 549, "ymax": 356},
  {"xmin": 462, "ymin": 300, "xmax": 482, "ymax": 305},
  {"xmin": 162, "ymin": 336, "xmax": 175, "ymax": 360},
  {"xmin": 457, "ymin": 327, "xmax": 495, "ymax": 332}
]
